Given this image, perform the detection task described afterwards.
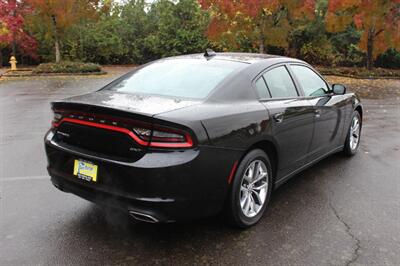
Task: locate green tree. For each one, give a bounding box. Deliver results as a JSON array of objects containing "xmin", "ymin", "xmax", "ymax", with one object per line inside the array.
[
  {"xmin": 144, "ymin": 0, "xmax": 209, "ymax": 60},
  {"xmin": 118, "ymin": 0, "xmax": 151, "ymax": 63},
  {"xmin": 289, "ymin": 0, "xmax": 329, "ymax": 58},
  {"xmin": 66, "ymin": 1, "xmax": 128, "ymax": 64},
  {"xmin": 26, "ymin": 0, "xmax": 209, "ymax": 64}
]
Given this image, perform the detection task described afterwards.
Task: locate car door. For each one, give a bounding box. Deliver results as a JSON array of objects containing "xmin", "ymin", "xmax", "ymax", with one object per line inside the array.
[
  {"xmin": 289, "ymin": 64, "xmax": 346, "ymax": 160},
  {"xmin": 254, "ymin": 65, "xmax": 315, "ymax": 180}
]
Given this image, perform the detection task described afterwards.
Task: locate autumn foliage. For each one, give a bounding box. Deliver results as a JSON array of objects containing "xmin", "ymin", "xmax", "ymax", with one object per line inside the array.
[
  {"xmin": 326, "ymin": 0, "xmax": 400, "ymax": 69},
  {"xmin": 27, "ymin": 0, "xmax": 100, "ymax": 62},
  {"xmin": 0, "ymin": 0, "xmax": 37, "ymax": 59},
  {"xmin": 0, "ymin": 0, "xmax": 399, "ymax": 69},
  {"xmin": 199, "ymin": 0, "xmax": 316, "ymax": 53}
]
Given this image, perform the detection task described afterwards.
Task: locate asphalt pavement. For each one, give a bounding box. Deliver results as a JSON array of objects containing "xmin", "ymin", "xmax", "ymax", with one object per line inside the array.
[{"xmin": 0, "ymin": 69, "xmax": 399, "ymax": 265}]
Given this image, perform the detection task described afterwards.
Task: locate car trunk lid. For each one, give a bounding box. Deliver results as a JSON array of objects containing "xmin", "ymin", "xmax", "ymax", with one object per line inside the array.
[
  {"xmin": 56, "ymin": 90, "xmax": 200, "ymax": 116},
  {"xmin": 51, "ymin": 91, "xmax": 198, "ymax": 162}
]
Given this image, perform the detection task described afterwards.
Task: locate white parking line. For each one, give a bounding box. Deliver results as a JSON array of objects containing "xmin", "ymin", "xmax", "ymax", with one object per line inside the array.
[{"xmin": 1, "ymin": 175, "xmax": 49, "ymax": 182}]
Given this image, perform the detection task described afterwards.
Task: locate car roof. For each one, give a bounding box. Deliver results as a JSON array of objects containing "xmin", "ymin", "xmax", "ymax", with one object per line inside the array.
[
  {"xmin": 111, "ymin": 52, "xmax": 310, "ymax": 103},
  {"xmin": 155, "ymin": 52, "xmax": 311, "ymax": 102},
  {"xmin": 168, "ymin": 52, "xmax": 292, "ymax": 64}
]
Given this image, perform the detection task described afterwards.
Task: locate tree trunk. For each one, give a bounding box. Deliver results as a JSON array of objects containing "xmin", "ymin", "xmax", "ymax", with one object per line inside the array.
[
  {"xmin": 257, "ymin": 15, "xmax": 267, "ymax": 54},
  {"xmin": 259, "ymin": 33, "xmax": 266, "ymax": 54},
  {"xmin": 55, "ymin": 39, "xmax": 61, "ymax": 63},
  {"xmin": 0, "ymin": 50, "xmax": 3, "ymax": 67},
  {"xmin": 51, "ymin": 15, "xmax": 61, "ymax": 63},
  {"xmin": 366, "ymin": 29, "xmax": 374, "ymax": 70},
  {"xmin": 12, "ymin": 39, "xmax": 17, "ymax": 57},
  {"xmin": 259, "ymin": 43, "xmax": 265, "ymax": 54},
  {"xmin": 79, "ymin": 29, "xmax": 84, "ymax": 59}
]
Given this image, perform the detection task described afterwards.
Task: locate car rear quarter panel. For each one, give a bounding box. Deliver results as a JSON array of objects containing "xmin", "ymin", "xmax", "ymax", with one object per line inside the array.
[{"xmin": 155, "ymin": 101, "xmax": 272, "ymax": 151}]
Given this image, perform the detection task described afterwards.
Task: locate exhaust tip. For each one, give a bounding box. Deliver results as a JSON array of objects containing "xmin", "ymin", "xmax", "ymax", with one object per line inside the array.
[{"xmin": 129, "ymin": 210, "xmax": 159, "ymax": 223}]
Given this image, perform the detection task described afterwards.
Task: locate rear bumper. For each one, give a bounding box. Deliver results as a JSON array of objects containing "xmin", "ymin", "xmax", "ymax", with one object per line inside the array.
[
  {"xmin": 45, "ymin": 131, "xmax": 241, "ymax": 222},
  {"xmin": 50, "ymin": 174, "xmax": 184, "ymax": 223}
]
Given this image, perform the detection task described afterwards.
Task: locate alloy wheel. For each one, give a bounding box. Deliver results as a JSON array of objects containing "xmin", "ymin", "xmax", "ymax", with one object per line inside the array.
[
  {"xmin": 349, "ymin": 116, "xmax": 361, "ymax": 150},
  {"xmin": 239, "ymin": 160, "xmax": 268, "ymax": 218}
]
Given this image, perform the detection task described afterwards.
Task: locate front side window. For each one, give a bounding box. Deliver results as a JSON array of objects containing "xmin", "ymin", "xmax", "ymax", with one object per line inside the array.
[
  {"xmin": 290, "ymin": 65, "xmax": 329, "ymax": 97},
  {"xmin": 263, "ymin": 66, "xmax": 298, "ymax": 98},
  {"xmin": 105, "ymin": 59, "xmax": 246, "ymax": 99}
]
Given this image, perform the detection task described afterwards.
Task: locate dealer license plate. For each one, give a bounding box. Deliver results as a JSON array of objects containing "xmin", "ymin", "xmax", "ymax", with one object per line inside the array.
[{"xmin": 73, "ymin": 159, "xmax": 98, "ymax": 182}]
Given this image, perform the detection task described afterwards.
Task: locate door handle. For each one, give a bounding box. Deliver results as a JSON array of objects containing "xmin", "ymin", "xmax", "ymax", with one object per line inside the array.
[
  {"xmin": 315, "ymin": 109, "xmax": 321, "ymax": 118},
  {"xmin": 273, "ymin": 113, "xmax": 284, "ymax": 123}
]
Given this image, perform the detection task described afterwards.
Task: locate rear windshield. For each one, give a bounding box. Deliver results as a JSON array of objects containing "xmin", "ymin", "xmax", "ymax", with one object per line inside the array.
[{"xmin": 105, "ymin": 58, "xmax": 246, "ymax": 99}]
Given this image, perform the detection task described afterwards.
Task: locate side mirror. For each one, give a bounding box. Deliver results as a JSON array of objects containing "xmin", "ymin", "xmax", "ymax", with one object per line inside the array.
[{"xmin": 332, "ymin": 84, "xmax": 346, "ymax": 95}]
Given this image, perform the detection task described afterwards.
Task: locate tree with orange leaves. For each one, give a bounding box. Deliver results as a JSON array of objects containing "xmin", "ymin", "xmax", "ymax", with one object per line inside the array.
[
  {"xmin": 0, "ymin": 0, "xmax": 37, "ymax": 62},
  {"xmin": 326, "ymin": 0, "xmax": 400, "ymax": 69},
  {"xmin": 199, "ymin": 0, "xmax": 316, "ymax": 54},
  {"xmin": 28, "ymin": 0, "xmax": 100, "ymax": 63}
]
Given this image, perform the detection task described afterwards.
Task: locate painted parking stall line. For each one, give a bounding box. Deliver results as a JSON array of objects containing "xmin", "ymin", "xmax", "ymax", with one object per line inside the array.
[{"xmin": 2, "ymin": 175, "xmax": 49, "ymax": 182}]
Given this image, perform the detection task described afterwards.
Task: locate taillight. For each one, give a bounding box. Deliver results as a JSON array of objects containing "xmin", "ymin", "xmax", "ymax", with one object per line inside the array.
[
  {"xmin": 152, "ymin": 130, "xmax": 186, "ymax": 143},
  {"xmin": 133, "ymin": 126, "xmax": 193, "ymax": 148},
  {"xmin": 51, "ymin": 109, "xmax": 194, "ymax": 148},
  {"xmin": 52, "ymin": 112, "xmax": 63, "ymax": 128},
  {"xmin": 132, "ymin": 127, "xmax": 152, "ymax": 141}
]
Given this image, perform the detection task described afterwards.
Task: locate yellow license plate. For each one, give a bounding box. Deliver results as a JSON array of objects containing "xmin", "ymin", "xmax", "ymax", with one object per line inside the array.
[{"xmin": 73, "ymin": 160, "xmax": 98, "ymax": 182}]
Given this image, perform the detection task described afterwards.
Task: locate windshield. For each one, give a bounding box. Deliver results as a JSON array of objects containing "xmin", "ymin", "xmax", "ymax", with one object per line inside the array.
[{"xmin": 105, "ymin": 58, "xmax": 247, "ymax": 99}]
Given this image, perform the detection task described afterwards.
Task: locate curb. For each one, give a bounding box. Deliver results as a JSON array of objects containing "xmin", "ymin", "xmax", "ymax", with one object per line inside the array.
[
  {"xmin": 1, "ymin": 70, "xmax": 107, "ymax": 77},
  {"xmin": 320, "ymin": 73, "xmax": 400, "ymax": 80}
]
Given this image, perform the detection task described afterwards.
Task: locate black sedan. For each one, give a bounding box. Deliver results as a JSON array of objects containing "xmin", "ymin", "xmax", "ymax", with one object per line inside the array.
[{"xmin": 45, "ymin": 52, "xmax": 362, "ymax": 228}]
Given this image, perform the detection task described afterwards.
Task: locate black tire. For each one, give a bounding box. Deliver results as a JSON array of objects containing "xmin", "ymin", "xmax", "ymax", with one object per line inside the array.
[
  {"xmin": 343, "ymin": 111, "xmax": 362, "ymax": 156},
  {"xmin": 225, "ymin": 149, "xmax": 273, "ymax": 228}
]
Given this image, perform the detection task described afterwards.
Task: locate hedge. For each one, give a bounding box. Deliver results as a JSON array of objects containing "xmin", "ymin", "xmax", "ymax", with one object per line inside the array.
[{"xmin": 33, "ymin": 61, "xmax": 102, "ymax": 74}]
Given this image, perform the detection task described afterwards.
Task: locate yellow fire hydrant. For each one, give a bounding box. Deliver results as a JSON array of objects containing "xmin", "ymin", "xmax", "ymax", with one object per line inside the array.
[{"xmin": 9, "ymin": 56, "xmax": 17, "ymax": 71}]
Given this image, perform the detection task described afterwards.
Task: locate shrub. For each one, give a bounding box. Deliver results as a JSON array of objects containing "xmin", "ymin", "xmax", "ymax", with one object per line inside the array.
[
  {"xmin": 317, "ymin": 66, "xmax": 400, "ymax": 78},
  {"xmin": 335, "ymin": 44, "xmax": 365, "ymax": 67},
  {"xmin": 375, "ymin": 49, "xmax": 400, "ymax": 69},
  {"xmin": 300, "ymin": 39, "xmax": 339, "ymax": 66},
  {"xmin": 33, "ymin": 61, "xmax": 101, "ymax": 74}
]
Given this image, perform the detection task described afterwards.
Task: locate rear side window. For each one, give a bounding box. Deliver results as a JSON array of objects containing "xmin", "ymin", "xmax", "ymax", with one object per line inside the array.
[
  {"xmin": 263, "ymin": 66, "xmax": 298, "ymax": 98},
  {"xmin": 106, "ymin": 59, "xmax": 246, "ymax": 99},
  {"xmin": 255, "ymin": 77, "xmax": 270, "ymax": 99},
  {"xmin": 290, "ymin": 65, "xmax": 329, "ymax": 96}
]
